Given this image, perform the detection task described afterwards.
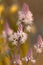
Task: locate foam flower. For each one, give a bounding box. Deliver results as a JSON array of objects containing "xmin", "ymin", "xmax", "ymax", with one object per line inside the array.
[
  {"xmin": 22, "ymin": 11, "xmax": 33, "ymax": 25},
  {"xmin": 8, "ymin": 24, "xmax": 27, "ymax": 45},
  {"xmin": 34, "ymin": 35, "xmax": 43, "ymax": 53},
  {"xmin": 17, "ymin": 31, "xmax": 27, "ymax": 43},
  {"xmin": 22, "ymin": 48, "xmax": 36, "ymax": 64},
  {"xmin": 26, "ymin": 25, "xmax": 31, "ymax": 32},
  {"xmin": 22, "ymin": 3, "xmax": 29, "ymax": 14},
  {"xmin": 8, "ymin": 32, "xmax": 18, "ymax": 46},
  {"xmin": 17, "ymin": 23, "xmax": 23, "ymax": 32},
  {"xmin": 14, "ymin": 54, "xmax": 22, "ymax": 65},
  {"xmin": 17, "ymin": 3, "xmax": 34, "ymax": 33},
  {"xmin": 18, "ymin": 3, "xmax": 33, "ymax": 25}
]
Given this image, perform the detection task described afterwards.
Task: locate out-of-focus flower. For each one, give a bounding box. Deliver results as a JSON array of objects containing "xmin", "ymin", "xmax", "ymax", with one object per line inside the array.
[
  {"xmin": 34, "ymin": 45, "xmax": 42, "ymax": 53},
  {"xmin": 8, "ymin": 22, "xmax": 27, "ymax": 45},
  {"xmin": 14, "ymin": 54, "xmax": 22, "ymax": 65},
  {"xmin": 8, "ymin": 32, "xmax": 19, "ymax": 46},
  {"xmin": 22, "ymin": 11, "xmax": 33, "ymax": 25},
  {"xmin": 17, "ymin": 23, "xmax": 23, "ymax": 32},
  {"xmin": 17, "ymin": 3, "xmax": 34, "ymax": 33},
  {"xmin": 9, "ymin": 29, "xmax": 27, "ymax": 45},
  {"xmin": 9, "ymin": 4, "xmax": 18, "ymax": 13},
  {"xmin": 18, "ymin": 3, "xmax": 33, "ymax": 25},
  {"xmin": 26, "ymin": 25, "xmax": 31, "ymax": 32},
  {"xmin": 34, "ymin": 35, "xmax": 43, "ymax": 53},
  {"xmin": 4, "ymin": 22, "xmax": 13, "ymax": 36},
  {"xmin": 17, "ymin": 28, "xmax": 27, "ymax": 44},
  {"xmin": 22, "ymin": 48, "xmax": 36, "ymax": 64},
  {"xmin": 37, "ymin": 35, "xmax": 43, "ymax": 48},
  {"xmin": 18, "ymin": 11, "xmax": 25, "ymax": 21},
  {"xmin": 22, "ymin": 3, "xmax": 29, "ymax": 14}
]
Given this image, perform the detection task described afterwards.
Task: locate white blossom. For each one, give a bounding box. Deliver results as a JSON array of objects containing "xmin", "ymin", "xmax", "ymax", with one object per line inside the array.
[
  {"xmin": 14, "ymin": 54, "xmax": 22, "ymax": 65},
  {"xmin": 26, "ymin": 25, "xmax": 31, "ymax": 32},
  {"xmin": 17, "ymin": 30, "xmax": 27, "ymax": 43},
  {"xmin": 34, "ymin": 45, "xmax": 42, "ymax": 53},
  {"xmin": 18, "ymin": 11, "xmax": 25, "ymax": 20},
  {"xmin": 22, "ymin": 48, "xmax": 36, "ymax": 64},
  {"xmin": 34, "ymin": 35, "xmax": 43, "ymax": 53},
  {"xmin": 8, "ymin": 32, "xmax": 19, "ymax": 45},
  {"xmin": 23, "ymin": 11, "xmax": 33, "ymax": 25}
]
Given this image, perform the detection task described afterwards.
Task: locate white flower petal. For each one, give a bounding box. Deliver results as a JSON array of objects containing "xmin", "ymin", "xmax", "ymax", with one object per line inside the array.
[{"xmin": 31, "ymin": 59, "xmax": 36, "ymax": 64}]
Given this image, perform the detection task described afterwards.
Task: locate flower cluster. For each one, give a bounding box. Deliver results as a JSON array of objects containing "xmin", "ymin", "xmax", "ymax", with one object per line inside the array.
[
  {"xmin": 13, "ymin": 48, "xmax": 36, "ymax": 65},
  {"xmin": 3, "ymin": 22, "xmax": 27, "ymax": 46},
  {"xmin": 17, "ymin": 3, "xmax": 33, "ymax": 32},
  {"xmin": 1, "ymin": 3, "xmax": 43, "ymax": 65},
  {"xmin": 22, "ymin": 48, "xmax": 36, "ymax": 64},
  {"xmin": 34, "ymin": 35, "xmax": 43, "ymax": 53},
  {"xmin": 3, "ymin": 3, "xmax": 34, "ymax": 46},
  {"xmin": 14, "ymin": 54, "xmax": 22, "ymax": 65}
]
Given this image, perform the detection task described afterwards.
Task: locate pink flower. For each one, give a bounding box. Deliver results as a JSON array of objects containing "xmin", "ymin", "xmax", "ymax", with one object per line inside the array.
[
  {"xmin": 17, "ymin": 30, "xmax": 27, "ymax": 43},
  {"xmin": 26, "ymin": 25, "xmax": 31, "ymax": 32},
  {"xmin": 22, "ymin": 48, "xmax": 36, "ymax": 64},
  {"xmin": 14, "ymin": 54, "xmax": 22, "ymax": 65},
  {"xmin": 18, "ymin": 3, "xmax": 33, "ymax": 25},
  {"xmin": 18, "ymin": 11, "xmax": 25, "ymax": 20},
  {"xmin": 4, "ymin": 22, "xmax": 13, "ymax": 36},
  {"xmin": 34, "ymin": 35, "xmax": 43, "ymax": 53},
  {"xmin": 22, "ymin": 3, "xmax": 29, "ymax": 15},
  {"xmin": 23, "ymin": 11, "xmax": 33, "ymax": 24},
  {"xmin": 37, "ymin": 35, "xmax": 43, "ymax": 48},
  {"xmin": 17, "ymin": 23, "xmax": 23, "ymax": 32}
]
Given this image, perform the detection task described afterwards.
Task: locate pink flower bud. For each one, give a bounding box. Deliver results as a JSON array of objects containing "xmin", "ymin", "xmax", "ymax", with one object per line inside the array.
[
  {"xmin": 37, "ymin": 35, "xmax": 43, "ymax": 46},
  {"xmin": 22, "ymin": 3, "xmax": 29, "ymax": 14},
  {"xmin": 14, "ymin": 54, "xmax": 22, "ymax": 65},
  {"xmin": 27, "ymin": 48, "xmax": 33, "ymax": 60}
]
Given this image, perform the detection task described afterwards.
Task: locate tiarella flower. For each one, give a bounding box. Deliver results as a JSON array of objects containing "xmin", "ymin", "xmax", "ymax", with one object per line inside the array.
[
  {"xmin": 8, "ymin": 32, "xmax": 19, "ymax": 46},
  {"xmin": 22, "ymin": 11, "xmax": 33, "ymax": 25},
  {"xmin": 22, "ymin": 3, "xmax": 29, "ymax": 14},
  {"xmin": 22, "ymin": 48, "xmax": 36, "ymax": 64},
  {"xmin": 34, "ymin": 45, "xmax": 42, "ymax": 53},
  {"xmin": 18, "ymin": 3, "xmax": 33, "ymax": 25},
  {"xmin": 18, "ymin": 11, "xmax": 25, "ymax": 20},
  {"xmin": 19, "ymin": 31, "xmax": 27, "ymax": 43},
  {"xmin": 17, "ymin": 30, "xmax": 27, "ymax": 44},
  {"xmin": 14, "ymin": 54, "xmax": 22, "ymax": 65},
  {"xmin": 26, "ymin": 25, "xmax": 31, "ymax": 32},
  {"xmin": 17, "ymin": 23, "xmax": 23, "ymax": 32},
  {"xmin": 17, "ymin": 23, "xmax": 27, "ymax": 43},
  {"xmin": 18, "ymin": 3, "xmax": 29, "ymax": 20},
  {"xmin": 37, "ymin": 35, "xmax": 43, "ymax": 48},
  {"xmin": 9, "ymin": 31, "xmax": 27, "ymax": 45},
  {"xmin": 17, "ymin": 3, "xmax": 33, "ymax": 33},
  {"xmin": 4, "ymin": 22, "xmax": 13, "ymax": 36},
  {"xmin": 34, "ymin": 35, "xmax": 43, "ymax": 53}
]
